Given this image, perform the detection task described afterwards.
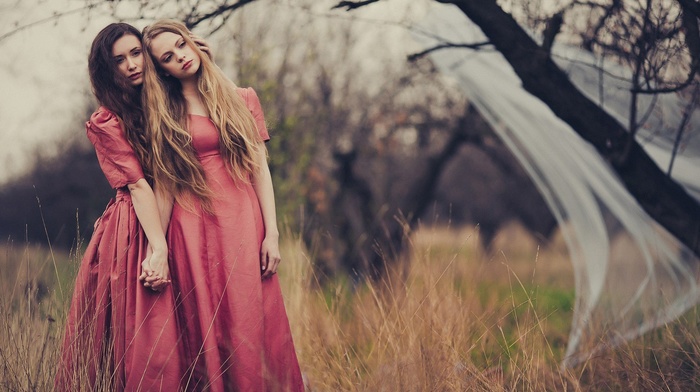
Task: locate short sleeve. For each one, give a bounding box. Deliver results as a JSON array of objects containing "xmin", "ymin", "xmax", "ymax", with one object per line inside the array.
[
  {"xmin": 86, "ymin": 107, "xmax": 145, "ymax": 189},
  {"xmin": 239, "ymin": 87, "xmax": 270, "ymax": 142}
]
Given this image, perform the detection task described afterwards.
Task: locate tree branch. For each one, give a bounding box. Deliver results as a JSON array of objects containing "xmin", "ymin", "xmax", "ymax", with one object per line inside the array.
[
  {"xmin": 184, "ymin": 0, "xmax": 258, "ymax": 29},
  {"xmin": 541, "ymin": 11, "xmax": 564, "ymax": 53},
  {"xmin": 438, "ymin": 0, "xmax": 700, "ymax": 256},
  {"xmin": 0, "ymin": 4, "xmax": 97, "ymax": 42},
  {"xmin": 677, "ymin": 0, "xmax": 700, "ymax": 19},
  {"xmin": 668, "ymin": 84, "xmax": 700, "ymax": 176},
  {"xmin": 407, "ymin": 41, "xmax": 491, "ymax": 61},
  {"xmin": 332, "ymin": 0, "xmax": 382, "ymax": 11}
]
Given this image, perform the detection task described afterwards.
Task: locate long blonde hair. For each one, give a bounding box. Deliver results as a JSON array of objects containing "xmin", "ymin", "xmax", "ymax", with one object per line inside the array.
[{"xmin": 141, "ymin": 20, "xmax": 265, "ymax": 209}]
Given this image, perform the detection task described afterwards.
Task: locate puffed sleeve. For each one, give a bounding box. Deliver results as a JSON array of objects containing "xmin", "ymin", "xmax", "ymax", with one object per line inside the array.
[
  {"xmin": 85, "ymin": 107, "xmax": 145, "ymax": 189},
  {"xmin": 240, "ymin": 87, "xmax": 270, "ymax": 142}
]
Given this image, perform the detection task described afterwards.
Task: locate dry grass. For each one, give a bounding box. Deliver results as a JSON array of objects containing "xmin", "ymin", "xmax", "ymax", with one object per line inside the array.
[
  {"xmin": 2, "ymin": 223, "xmax": 700, "ymax": 391},
  {"xmin": 0, "ymin": 241, "xmax": 75, "ymax": 391}
]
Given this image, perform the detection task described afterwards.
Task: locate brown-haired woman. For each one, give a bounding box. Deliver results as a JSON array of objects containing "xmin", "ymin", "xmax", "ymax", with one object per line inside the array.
[
  {"xmin": 141, "ymin": 20, "xmax": 304, "ymax": 391},
  {"xmin": 54, "ymin": 23, "xmax": 210, "ymax": 391}
]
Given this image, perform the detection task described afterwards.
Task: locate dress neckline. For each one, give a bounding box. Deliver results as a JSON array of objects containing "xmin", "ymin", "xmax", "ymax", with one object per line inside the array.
[{"xmin": 187, "ymin": 113, "xmax": 209, "ymax": 119}]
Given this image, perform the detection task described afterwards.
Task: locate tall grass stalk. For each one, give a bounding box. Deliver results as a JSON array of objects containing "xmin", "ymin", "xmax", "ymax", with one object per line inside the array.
[{"xmin": 2, "ymin": 223, "xmax": 700, "ymax": 390}]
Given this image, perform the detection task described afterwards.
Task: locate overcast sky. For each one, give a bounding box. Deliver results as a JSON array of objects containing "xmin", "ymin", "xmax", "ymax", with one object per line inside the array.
[{"xmin": 0, "ymin": 0, "xmax": 115, "ymax": 182}]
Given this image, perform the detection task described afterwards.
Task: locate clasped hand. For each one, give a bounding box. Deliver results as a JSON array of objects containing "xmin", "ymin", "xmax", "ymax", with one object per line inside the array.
[{"xmin": 139, "ymin": 246, "xmax": 171, "ymax": 292}]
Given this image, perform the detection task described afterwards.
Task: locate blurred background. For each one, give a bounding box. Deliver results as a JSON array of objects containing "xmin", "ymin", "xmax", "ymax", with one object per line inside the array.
[
  {"xmin": 2, "ymin": 1, "xmax": 700, "ymax": 389},
  {"xmin": 0, "ymin": 0, "xmax": 558, "ymax": 277}
]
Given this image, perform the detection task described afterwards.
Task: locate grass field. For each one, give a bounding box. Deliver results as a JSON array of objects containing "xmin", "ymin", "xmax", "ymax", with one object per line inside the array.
[{"xmin": 2, "ymin": 223, "xmax": 700, "ymax": 391}]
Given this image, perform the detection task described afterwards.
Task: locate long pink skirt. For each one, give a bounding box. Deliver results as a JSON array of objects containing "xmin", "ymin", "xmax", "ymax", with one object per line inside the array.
[{"xmin": 55, "ymin": 190, "xmax": 181, "ymax": 391}]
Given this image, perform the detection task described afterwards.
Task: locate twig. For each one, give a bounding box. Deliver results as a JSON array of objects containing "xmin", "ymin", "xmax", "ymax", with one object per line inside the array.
[
  {"xmin": 0, "ymin": 4, "xmax": 97, "ymax": 43},
  {"xmin": 668, "ymin": 83, "xmax": 700, "ymax": 176},
  {"xmin": 185, "ymin": 0, "xmax": 258, "ymax": 29},
  {"xmin": 407, "ymin": 41, "xmax": 491, "ymax": 62},
  {"xmin": 332, "ymin": 0, "xmax": 381, "ymax": 11}
]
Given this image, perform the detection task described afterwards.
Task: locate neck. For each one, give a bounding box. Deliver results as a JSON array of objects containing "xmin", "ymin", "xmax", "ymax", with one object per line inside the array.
[
  {"xmin": 179, "ymin": 78, "xmax": 206, "ymax": 114},
  {"xmin": 181, "ymin": 78, "xmax": 198, "ymax": 97}
]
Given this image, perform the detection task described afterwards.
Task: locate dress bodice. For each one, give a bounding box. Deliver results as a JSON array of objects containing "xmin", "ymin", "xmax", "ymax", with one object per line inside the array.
[{"xmin": 188, "ymin": 114, "xmax": 220, "ymax": 157}]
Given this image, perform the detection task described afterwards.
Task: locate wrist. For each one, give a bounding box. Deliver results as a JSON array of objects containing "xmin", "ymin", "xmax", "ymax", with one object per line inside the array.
[
  {"xmin": 149, "ymin": 240, "xmax": 167, "ymax": 253},
  {"xmin": 265, "ymin": 230, "xmax": 279, "ymax": 239}
]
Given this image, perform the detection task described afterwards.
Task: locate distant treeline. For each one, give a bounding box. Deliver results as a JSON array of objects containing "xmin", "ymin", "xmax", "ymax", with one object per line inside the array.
[
  {"xmin": 0, "ymin": 120, "xmax": 556, "ymax": 255},
  {"xmin": 0, "ymin": 136, "xmax": 113, "ymax": 250}
]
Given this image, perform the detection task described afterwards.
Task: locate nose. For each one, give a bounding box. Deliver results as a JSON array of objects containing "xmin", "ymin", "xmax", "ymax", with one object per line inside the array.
[
  {"xmin": 176, "ymin": 51, "xmax": 186, "ymax": 62},
  {"xmin": 126, "ymin": 57, "xmax": 136, "ymax": 71}
]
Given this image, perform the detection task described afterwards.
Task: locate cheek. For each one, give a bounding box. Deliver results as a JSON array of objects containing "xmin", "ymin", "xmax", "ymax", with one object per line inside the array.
[
  {"xmin": 134, "ymin": 56, "xmax": 145, "ymax": 70},
  {"xmin": 166, "ymin": 63, "xmax": 179, "ymax": 74}
]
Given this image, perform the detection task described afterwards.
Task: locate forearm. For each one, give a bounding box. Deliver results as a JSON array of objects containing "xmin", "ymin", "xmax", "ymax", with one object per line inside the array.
[
  {"xmin": 253, "ymin": 152, "xmax": 279, "ymax": 238},
  {"xmin": 154, "ymin": 184, "xmax": 174, "ymax": 235},
  {"xmin": 128, "ymin": 179, "xmax": 167, "ymax": 252}
]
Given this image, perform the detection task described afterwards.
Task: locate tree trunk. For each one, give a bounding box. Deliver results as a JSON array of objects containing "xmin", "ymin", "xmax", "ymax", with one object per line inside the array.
[{"xmin": 442, "ymin": 0, "xmax": 700, "ymax": 256}]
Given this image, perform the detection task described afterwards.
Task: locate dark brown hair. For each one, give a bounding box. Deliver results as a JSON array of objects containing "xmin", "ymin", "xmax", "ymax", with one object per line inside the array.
[{"xmin": 88, "ymin": 23, "xmax": 150, "ymax": 179}]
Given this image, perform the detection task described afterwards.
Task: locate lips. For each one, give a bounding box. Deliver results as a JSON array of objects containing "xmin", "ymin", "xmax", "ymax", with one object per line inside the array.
[
  {"xmin": 128, "ymin": 72, "xmax": 142, "ymax": 80},
  {"xmin": 182, "ymin": 60, "xmax": 193, "ymax": 70}
]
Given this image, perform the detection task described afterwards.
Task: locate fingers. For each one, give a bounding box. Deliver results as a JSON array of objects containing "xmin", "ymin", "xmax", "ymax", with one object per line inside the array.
[
  {"xmin": 141, "ymin": 262, "xmax": 170, "ymax": 291},
  {"xmin": 144, "ymin": 276, "xmax": 171, "ymax": 292},
  {"xmin": 261, "ymin": 253, "xmax": 281, "ymax": 279},
  {"xmin": 261, "ymin": 253, "xmax": 272, "ymax": 279},
  {"xmin": 269, "ymin": 256, "xmax": 281, "ymax": 274},
  {"xmin": 139, "ymin": 269, "xmax": 154, "ymax": 282},
  {"xmin": 140, "ymin": 258, "xmax": 154, "ymax": 282},
  {"xmin": 260, "ymin": 248, "xmax": 269, "ymax": 272},
  {"xmin": 145, "ymin": 274, "xmax": 168, "ymax": 284},
  {"xmin": 150, "ymin": 279, "xmax": 171, "ymax": 292},
  {"xmin": 189, "ymin": 32, "xmax": 211, "ymax": 56}
]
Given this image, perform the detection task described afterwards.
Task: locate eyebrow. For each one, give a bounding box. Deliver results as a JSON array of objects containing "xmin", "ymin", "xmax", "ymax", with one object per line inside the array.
[
  {"xmin": 158, "ymin": 37, "xmax": 183, "ymax": 61},
  {"xmin": 113, "ymin": 46, "xmax": 141, "ymax": 59}
]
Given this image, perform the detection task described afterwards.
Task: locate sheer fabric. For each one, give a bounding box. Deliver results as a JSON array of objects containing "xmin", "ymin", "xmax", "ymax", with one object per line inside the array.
[{"xmin": 416, "ymin": 4, "xmax": 700, "ymax": 367}]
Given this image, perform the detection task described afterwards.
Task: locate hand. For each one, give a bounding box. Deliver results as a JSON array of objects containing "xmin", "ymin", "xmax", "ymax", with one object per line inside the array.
[
  {"xmin": 260, "ymin": 235, "xmax": 281, "ymax": 279},
  {"xmin": 141, "ymin": 246, "xmax": 171, "ymax": 292},
  {"xmin": 189, "ymin": 32, "xmax": 213, "ymax": 59},
  {"xmin": 139, "ymin": 247, "xmax": 155, "ymax": 283}
]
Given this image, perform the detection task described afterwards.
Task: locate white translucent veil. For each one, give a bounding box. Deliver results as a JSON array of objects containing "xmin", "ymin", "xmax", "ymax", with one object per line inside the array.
[{"xmin": 415, "ymin": 4, "xmax": 700, "ymax": 367}]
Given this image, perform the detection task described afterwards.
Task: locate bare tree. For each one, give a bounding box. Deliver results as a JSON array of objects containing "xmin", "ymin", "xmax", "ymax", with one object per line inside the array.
[
  {"xmin": 335, "ymin": 0, "xmax": 700, "ymax": 257},
  {"xmin": 216, "ymin": 3, "xmax": 492, "ymax": 278}
]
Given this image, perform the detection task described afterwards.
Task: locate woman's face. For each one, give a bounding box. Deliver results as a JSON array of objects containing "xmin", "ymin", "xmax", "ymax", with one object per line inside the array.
[
  {"xmin": 112, "ymin": 34, "xmax": 144, "ymax": 86},
  {"xmin": 149, "ymin": 32, "xmax": 201, "ymax": 81}
]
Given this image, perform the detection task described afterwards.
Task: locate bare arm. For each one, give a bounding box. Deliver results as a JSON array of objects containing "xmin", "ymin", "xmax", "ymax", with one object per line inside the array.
[
  {"xmin": 128, "ymin": 178, "xmax": 170, "ymax": 289},
  {"xmin": 141, "ymin": 184, "xmax": 175, "ymax": 288},
  {"xmin": 154, "ymin": 184, "xmax": 174, "ymax": 235},
  {"xmin": 252, "ymin": 148, "xmax": 281, "ymax": 279}
]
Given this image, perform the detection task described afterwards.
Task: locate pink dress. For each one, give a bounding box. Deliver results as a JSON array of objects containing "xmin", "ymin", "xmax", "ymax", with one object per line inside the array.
[
  {"xmin": 55, "ymin": 108, "xmax": 181, "ymax": 391},
  {"xmin": 168, "ymin": 88, "xmax": 303, "ymax": 391}
]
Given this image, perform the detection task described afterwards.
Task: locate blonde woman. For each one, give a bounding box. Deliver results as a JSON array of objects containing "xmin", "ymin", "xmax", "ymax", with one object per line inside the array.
[{"xmin": 141, "ymin": 20, "xmax": 303, "ymax": 391}]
